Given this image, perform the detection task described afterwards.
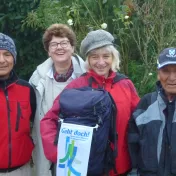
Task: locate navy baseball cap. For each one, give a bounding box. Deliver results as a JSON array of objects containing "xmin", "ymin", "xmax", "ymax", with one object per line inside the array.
[{"xmin": 157, "ymin": 47, "xmax": 176, "ymax": 69}]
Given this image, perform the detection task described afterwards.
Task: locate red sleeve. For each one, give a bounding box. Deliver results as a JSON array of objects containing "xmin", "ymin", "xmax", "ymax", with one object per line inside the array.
[
  {"xmin": 40, "ymin": 95, "xmax": 60, "ymax": 163},
  {"xmin": 127, "ymin": 79, "xmax": 140, "ymax": 112},
  {"xmin": 40, "ymin": 76, "xmax": 88, "ymax": 163}
]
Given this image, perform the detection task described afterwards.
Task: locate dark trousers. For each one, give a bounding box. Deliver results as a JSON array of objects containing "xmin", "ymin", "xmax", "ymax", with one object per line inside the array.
[{"xmin": 51, "ymin": 165, "xmax": 130, "ymax": 176}]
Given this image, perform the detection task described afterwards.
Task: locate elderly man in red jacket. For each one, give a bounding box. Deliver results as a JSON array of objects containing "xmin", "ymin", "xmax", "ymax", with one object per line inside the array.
[{"xmin": 0, "ymin": 33, "xmax": 36, "ymax": 176}]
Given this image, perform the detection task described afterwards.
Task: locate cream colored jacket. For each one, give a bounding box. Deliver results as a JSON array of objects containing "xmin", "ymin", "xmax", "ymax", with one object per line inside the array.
[{"xmin": 29, "ymin": 55, "xmax": 85, "ymax": 176}]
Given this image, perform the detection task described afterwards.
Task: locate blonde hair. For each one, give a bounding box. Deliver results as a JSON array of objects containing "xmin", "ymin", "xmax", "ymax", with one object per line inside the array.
[{"xmin": 85, "ymin": 45, "xmax": 120, "ymax": 72}]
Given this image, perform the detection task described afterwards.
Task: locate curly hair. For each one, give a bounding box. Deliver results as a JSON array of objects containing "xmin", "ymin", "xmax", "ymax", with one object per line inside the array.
[{"xmin": 43, "ymin": 23, "xmax": 76, "ymax": 51}]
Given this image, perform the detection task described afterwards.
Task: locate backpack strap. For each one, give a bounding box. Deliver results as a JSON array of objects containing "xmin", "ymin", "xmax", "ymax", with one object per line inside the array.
[
  {"xmin": 108, "ymin": 92, "xmax": 118, "ymax": 174},
  {"xmin": 113, "ymin": 72, "xmax": 128, "ymax": 84},
  {"xmin": 88, "ymin": 77, "xmax": 101, "ymax": 89},
  {"xmin": 110, "ymin": 72, "xmax": 127, "ymax": 174},
  {"xmin": 54, "ymin": 114, "xmax": 64, "ymax": 146},
  {"xmin": 88, "ymin": 76, "xmax": 94, "ymax": 87},
  {"xmin": 110, "ymin": 93, "xmax": 118, "ymax": 158},
  {"xmin": 72, "ymin": 53, "xmax": 80, "ymax": 65}
]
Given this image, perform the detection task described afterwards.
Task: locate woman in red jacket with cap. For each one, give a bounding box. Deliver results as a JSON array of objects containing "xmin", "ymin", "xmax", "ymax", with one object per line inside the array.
[{"xmin": 40, "ymin": 29, "xmax": 140, "ymax": 176}]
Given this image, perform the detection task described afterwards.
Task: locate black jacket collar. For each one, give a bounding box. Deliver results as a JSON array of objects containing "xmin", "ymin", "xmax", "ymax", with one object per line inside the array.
[{"xmin": 0, "ymin": 70, "xmax": 18, "ymax": 89}]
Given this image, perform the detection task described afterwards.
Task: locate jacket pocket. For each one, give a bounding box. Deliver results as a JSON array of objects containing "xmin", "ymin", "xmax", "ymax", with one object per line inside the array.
[
  {"xmin": 15, "ymin": 101, "xmax": 31, "ymax": 133},
  {"xmin": 171, "ymin": 126, "xmax": 176, "ymax": 174},
  {"xmin": 15, "ymin": 102, "xmax": 22, "ymax": 131},
  {"xmin": 138, "ymin": 124, "xmax": 159, "ymax": 172}
]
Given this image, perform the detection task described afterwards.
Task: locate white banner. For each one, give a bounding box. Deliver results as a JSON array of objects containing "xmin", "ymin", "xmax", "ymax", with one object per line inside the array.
[{"xmin": 56, "ymin": 122, "xmax": 94, "ymax": 176}]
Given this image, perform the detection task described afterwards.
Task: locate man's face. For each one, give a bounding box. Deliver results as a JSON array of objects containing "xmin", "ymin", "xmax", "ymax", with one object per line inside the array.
[
  {"xmin": 158, "ymin": 65, "xmax": 176, "ymax": 97},
  {"xmin": 0, "ymin": 50, "xmax": 14, "ymax": 79}
]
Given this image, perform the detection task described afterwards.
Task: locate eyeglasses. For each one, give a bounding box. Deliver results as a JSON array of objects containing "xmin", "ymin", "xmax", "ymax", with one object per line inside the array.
[{"xmin": 49, "ymin": 40, "xmax": 70, "ymax": 50}]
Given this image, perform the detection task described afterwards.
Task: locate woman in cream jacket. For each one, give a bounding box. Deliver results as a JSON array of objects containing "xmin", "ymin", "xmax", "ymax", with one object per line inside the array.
[{"xmin": 29, "ymin": 23, "xmax": 85, "ymax": 176}]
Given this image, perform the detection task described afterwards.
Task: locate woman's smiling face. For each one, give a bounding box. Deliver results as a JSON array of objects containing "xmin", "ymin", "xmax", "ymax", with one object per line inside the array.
[
  {"xmin": 48, "ymin": 36, "xmax": 74, "ymax": 64},
  {"xmin": 88, "ymin": 47, "xmax": 113, "ymax": 78}
]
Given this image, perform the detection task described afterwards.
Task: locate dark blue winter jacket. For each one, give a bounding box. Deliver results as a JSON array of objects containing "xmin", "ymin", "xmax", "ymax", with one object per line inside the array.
[{"xmin": 128, "ymin": 82, "xmax": 176, "ymax": 176}]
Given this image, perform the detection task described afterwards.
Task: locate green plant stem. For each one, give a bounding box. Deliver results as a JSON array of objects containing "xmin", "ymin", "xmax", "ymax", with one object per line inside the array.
[
  {"xmin": 81, "ymin": 0, "xmax": 99, "ymax": 28},
  {"xmin": 98, "ymin": 0, "xmax": 104, "ymax": 22}
]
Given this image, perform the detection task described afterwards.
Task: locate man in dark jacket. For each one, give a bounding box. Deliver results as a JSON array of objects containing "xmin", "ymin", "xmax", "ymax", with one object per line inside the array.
[
  {"xmin": 0, "ymin": 33, "xmax": 36, "ymax": 176},
  {"xmin": 128, "ymin": 47, "xmax": 176, "ymax": 176}
]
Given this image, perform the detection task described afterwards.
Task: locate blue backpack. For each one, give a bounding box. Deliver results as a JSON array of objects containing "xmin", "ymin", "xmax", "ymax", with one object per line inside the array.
[{"xmin": 54, "ymin": 74, "xmax": 127, "ymax": 175}]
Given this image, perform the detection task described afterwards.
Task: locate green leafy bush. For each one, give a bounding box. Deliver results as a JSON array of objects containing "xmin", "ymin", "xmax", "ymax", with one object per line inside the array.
[
  {"xmin": 4, "ymin": 0, "xmax": 176, "ymax": 96},
  {"xmin": 0, "ymin": 0, "xmax": 46, "ymax": 80}
]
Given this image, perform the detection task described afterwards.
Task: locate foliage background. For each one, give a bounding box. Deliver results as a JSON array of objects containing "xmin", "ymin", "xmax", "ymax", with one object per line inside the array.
[
  {"xmin": 1, "ymin": 0, "xmax": 176, "ymax": 96},
  {"xmin": 0, "ymin": 0, "xmax": 46, "ymax": 80}
]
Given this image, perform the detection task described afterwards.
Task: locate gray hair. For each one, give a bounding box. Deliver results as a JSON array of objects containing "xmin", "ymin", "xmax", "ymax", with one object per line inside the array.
[{"xmin": 84, "ymin": 45, "xmax": 120, "ymax": 72}]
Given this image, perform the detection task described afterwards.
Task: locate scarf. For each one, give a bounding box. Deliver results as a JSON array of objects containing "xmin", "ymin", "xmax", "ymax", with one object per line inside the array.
[{"xmin": 53, "ymin": 63, "xmax": 73, "ymax": 82}]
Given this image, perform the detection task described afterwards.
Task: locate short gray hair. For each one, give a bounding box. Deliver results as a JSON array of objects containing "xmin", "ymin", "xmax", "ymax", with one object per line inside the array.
[{"xmin": 85, "ymin": 45, "xmax": 120, "ymax": 72}]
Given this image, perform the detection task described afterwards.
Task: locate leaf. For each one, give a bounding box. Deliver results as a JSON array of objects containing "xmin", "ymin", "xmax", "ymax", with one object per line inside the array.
[
  {"xmin": 102, "ymin": 0, "xmax": 107, "ymax": 4},
  {"xmin": 14, "ymin": 15, "xmax": 24, "ymax": 20}
]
